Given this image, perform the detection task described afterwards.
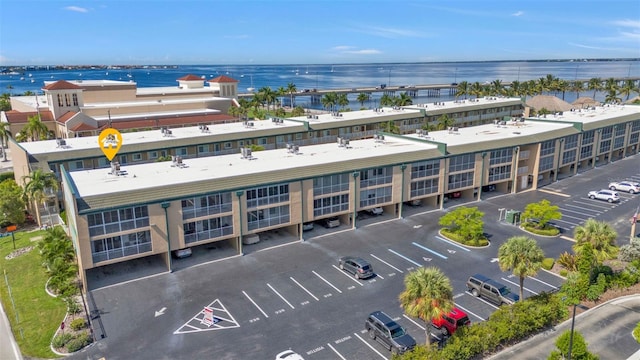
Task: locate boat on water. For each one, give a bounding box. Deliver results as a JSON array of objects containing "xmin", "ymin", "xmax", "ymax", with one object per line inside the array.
[{"xmin": 247, "ymin": 75, "xmax": 255, "ymax": 92}]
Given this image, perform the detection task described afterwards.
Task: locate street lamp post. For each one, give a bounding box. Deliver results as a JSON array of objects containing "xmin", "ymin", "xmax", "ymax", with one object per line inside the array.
[{"xmin": 567, "ymin": 302, "xmax": 577, "ymax": 360}]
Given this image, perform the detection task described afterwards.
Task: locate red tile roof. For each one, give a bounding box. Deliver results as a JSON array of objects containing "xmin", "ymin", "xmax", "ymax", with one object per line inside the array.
[
  {"xmin": 69, "ymin": 122, "xmax": 98, "ymax": 132},
  {"xmin": 105, "ymin": 113, "xmax": 237, "ymax": 130},
  {"xmin": 177, "ymin": 74, "xmax": 204, "ymax": 81},
  {"xmin": 42, "ymin": 80, "xmax": 83, "ymax": 90},
  {"xmin": 4, "ymin": 110, "xmax": 55, "ymax": 123},
  {"xmin": 209, "ymin": 75, "xmax": 238, "ymax": 83},
  {"xmin": 56, "ymin": 111, "xmax": 78, "ymax": 124}
]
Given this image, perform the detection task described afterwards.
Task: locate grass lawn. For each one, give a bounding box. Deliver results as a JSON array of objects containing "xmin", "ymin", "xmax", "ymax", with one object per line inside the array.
[{"xmin": 0, "ymin": 229, "xmax": 66, "ymax": 358}]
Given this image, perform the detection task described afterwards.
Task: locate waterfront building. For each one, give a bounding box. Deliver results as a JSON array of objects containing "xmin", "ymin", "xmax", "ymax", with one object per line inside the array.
[{"xmin": 59, "ymin": 103, "xmax": 640, "ymax": 289}]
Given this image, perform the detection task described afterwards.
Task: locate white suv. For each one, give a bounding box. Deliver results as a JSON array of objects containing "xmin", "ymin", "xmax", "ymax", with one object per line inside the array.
[
  {"xmin": 588, "ymin": 189, "xmax": 620, "ymax": 203},
  {"xmin": 609, "ymin": 181, "xmax": 640, "ymax": 194}
]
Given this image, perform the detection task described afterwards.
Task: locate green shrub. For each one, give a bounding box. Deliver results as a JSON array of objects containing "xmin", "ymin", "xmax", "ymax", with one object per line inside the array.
[
  {"xmin": 542, "ymin": 258, "xmax": 555, "ymax": 270},
  {"xmin": 619, "ymin": 239, "xmax": 640, "ymax": 262},
  {"xmin": 557, "ymin": 252, "xmax": 578, "ymax": 271},
  {"xmin": 65, "ymin": 297, "xmax": 81, "ymax": 314},
  {"xmin": 634, "ymin": 322, "xmax": 640, "ymax": 343},
  {"xmin": 66, "ymin": 333, "xmax": 92, "ymax": 353},
  {"xmin": 440, "ymin": 229, "xmax": 489, "ymax": 247},
  {"xmin": 549, "ymin": 330, "xmax": 599, "ymax": 360},
  {"xmin": 559, "ymin": 269, "xmax": 568, "ymax": 277},
  {"xmin": 52, "ymin": 332, "xmax": 72, "ymax": 348},
  {"xmin": 69, "ymin": 318, "xmax": 86, "ymax": 331},
  {"xmin": 0, "ymin": 172, "xmax": 14, "ymax": 182}
]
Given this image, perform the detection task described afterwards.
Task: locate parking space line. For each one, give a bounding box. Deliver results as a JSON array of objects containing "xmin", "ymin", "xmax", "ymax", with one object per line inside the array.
[
  {"xmin": 411, "ymin": 242, "xmax": 448, "ymax": 259},
  {"xmin": 402, "ymin": 314, "xmax": 426, "ymax": 330},
  {"xmin": 332, "ymin": 265, "xmax": 364, "ymax": 286},
  {"xmin": 500, "ymin": 278, "xmax": 538, "ymax": 295},
  {"xmin": 559, "ymin": 235, "xmax": 576, "ymax": 242},
  {"xmin": 312, "ymin": 271, "xmax": 342, "ymax": 293},
  {"xmin": 434, "ymin": 236, "xmax": 471, "ymax": 252},
  {"xmin": 369, "ymin": 254, "xmax": 403, "ymax": 273},
  {"xmin": 538, "ymin": 189, "xmax": 570, "ymax": 197},
  {"xmin": 542, "ymin": 268, "xmax": 568, "ymax": 279},
  {"xmin": 389, "ymin": 248, "xmax": 424, "ymax": 266},
  {"xmin": 290, "ymin": 277, "xmax": 319, "ymax": 301},
  {"xmin": 242, "ymin": 291, "xmax": 269, "ymax": 318},
  {"xmin": 572, "ymin": 200, "xmax": 615, "ymax": 209},
  {"xmin": 267, "ymin": 283, "xmax": 295, "ymax": 309},
  {"xmin": 375, "ymin": 273, "xmax": 384, "ymax": 279},
  {"xmin": 563, "ymin": 204, "xmax": 601, "ymax": 214},
  {"xmin": 465, "ymin": 291, "xmax": 499, "ymax": 309},
  {"xmin": 454, "ymin": 304, "xmax": 486, "ymax": 322},
  {"xmin": 555, "ymin": 213, "xmax": 592, "ymax": 221},
  {"xmin": 527, "ymin": 276, "xmax": 559, "ymax": 290},
  {"xmin": 326, "ymin": 343, "xmax": 347, "ymax": 360},
  {"xmin": 353, "ymin": 332, "xmax": 388, "ymax": 359}
]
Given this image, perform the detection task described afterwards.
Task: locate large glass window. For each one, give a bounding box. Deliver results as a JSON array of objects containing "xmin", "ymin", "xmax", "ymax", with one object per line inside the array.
[
  {"xmin": 448, "ymin": 154, "xmax": 475, "ymax": 172},
  {"xmin": 599, "ymin": 140, "xmax": 611, "ymax": 154},
  {"xmin": 87, "ymin": 206, "xmax": 149, "ymax": 237},
  {"xmin": 564, "ymin": 134, "xmax": 579, "ymax": 150},
  {"xmin": 360, "ymin": 167, "xmax": 393, "ymax": 188},
  {"xmin": 580, "ymin": 145, "xmax": 593, "ymax": 160},
  {"xmin": 91, "ymin": 230, "xmax": 151, "ymax": 263},
  {"xmin": 410, "ymin": 178, "xmax": 439, "ymax": 197},
  {"xmin": 448, "ymin": 171, "xmax": 474, "ymax": 190},
  {"xmin": 246, "ymin": 184, "xmax": 290, "ymax": 208},
  {"xmin": 313, "ymin": 195, "xmax": 349, "ymax": 217},
  {"xmin": 183, "ymin": 215, "xmax": 233, "ymax": 244},
  {"xmin": 181, "ymin": 192, "xmax": 232, "ymax": 220},
  {"xmin": 488, "ymin": 165, "xmax": 511, "ymax": 182},
  {"xmin": 359, "ymin": 186, "xmax": 392, "ymax": 208},
  {"xmin": 539, "ymin": 156, "xmax": 554, "ymax": 171},
  {"xmin": 562, "ymin": 149, "xmax": 577, "ymax": 165},
  {"xmin": 581, "ymin": 131, "xmax": 595, "ymax": 145},
  {"xmin": 489, "ymin": 149, "xmax": 512, "ymax": 166},
  {"xmin": 247, "ymin": 205, "xmax": 290, "ymax": 231},
  {"xmin": 313, "ymin": 173, "xmax": 350, "ymax": 196},
  {"xmin": 411, "ymin": 160, "xmax": 440, "ymax": 179},
  {"xmin": 540, "ymin": 140, "xmax": 555, "ymax": 157},
  {"xmin": 600, "ymin": 126, "xmax": 613, "ymax": 140}
]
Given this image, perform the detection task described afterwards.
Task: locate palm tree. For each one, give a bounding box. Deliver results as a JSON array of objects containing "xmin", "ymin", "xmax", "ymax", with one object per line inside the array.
[
  {"xmin": 605, "ymin": 89, "xmax": 621, "ymax": 104},
  {"xmin": 276, "ymin": 86, "xmax": 287, "ymax": 108},
  {"xmin": 573, "ymin": 218, "xmax": 618, "ymax": 263},
  {"xmin": 337, "ymin": 93, "xmax": 349, "ymax": 110},
  {"xmin": 588, "ymin": 78, "xmax": 602, "ymax": 99},
  {"xmin": 321, "ymin": 92, "xmax": 338, "ymax": 112},
  {"xmin": 618, "ymin": 79, "xmax": 638, "ymax": 101},
  {"xmin": 379, "ymin": 93, "xmax": 394, "ymax": 106},
  {"xmin": 470, "ymin": 82, "xmax": 483, "ymax": 98},
  {"xmin": 436, "ymin": 114, "xmax": 455, "ymax": 130},
  {"xmin": 356, "ymin": 92, "xmax": 370, "ymax": 107},
  {"xmin": 455, "ymin": 81, "xmax": 469, "ymax": 99},
  {"xmin": 379, "ymin": 120, "xmax": 400, "ymax": 134},
  {"xmin": 556, "ymin": 79, "xmax": 569, "ymax": 100},
  {"xmin": 571, "ymin": 80, "xmax": 585, "ymax": 99},
  {"xmin": 286, "ymin": 82, "xmax": 297, "ymax": 109},
  {"xmin": 491, "ymin": 79, "xmax": 504, "ymax": 96},
  {"xmin": 23, "ymin": 114, "xmax": 49, "ymax": 141},
  {"xmin": 0, "ymin": 121, "xmax": 11, "ymax": 161},
  {"xmin": 497, "ymin": 236, "xmax": 545, "ymax": 302},
  {"xmin": 399, "ymin": 267, "xmax": 454, "ymax": 348},
  {"xmin": 509, "ymin": 80, "xmax": 522, "ymax": 97},
  {"xmin": 395, "ymin": 93, "xmax": 413, "ymax": 106},
  {"xmin": 22, "ymin": 168, "xmax": 59, "ymax": 226}
]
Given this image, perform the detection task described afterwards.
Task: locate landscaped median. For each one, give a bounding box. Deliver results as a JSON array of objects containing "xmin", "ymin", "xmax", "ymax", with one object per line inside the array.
[
  {"xmin": 438, "ymin": 206, "xmax": 490, "ymax": 247},
  {"xmin": 0, "ymin": 228, "xmax": 67, "ymax": 358}
]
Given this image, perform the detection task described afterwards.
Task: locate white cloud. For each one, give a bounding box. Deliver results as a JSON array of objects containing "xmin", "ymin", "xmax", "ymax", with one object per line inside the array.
[
  {"xmin": 343, "ymin": 49, "xmax": 382, "ymax": 55},
  {"xmin": 611, "ymin": 19, "xmax": 640, "ymax": 28},
  {"xmin": 331, "ymin": 45, "xmax": 354, "ymax": 51},
  {"xmin": 64, "ymin": 6, "xmax": 88, "ymax": 13},
  {"xmin": 568, "ymin": 42, "xmax": 637, "ymax": 53},
  {"xmin": 512, "ymin": 11, "xmax": 524, "ymax": 17}
]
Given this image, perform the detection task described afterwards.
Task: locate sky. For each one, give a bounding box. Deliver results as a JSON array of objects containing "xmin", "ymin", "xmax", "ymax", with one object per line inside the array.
[{"xmin": 0, "ymin": 0, "xmax": 639, "ymax": 66}]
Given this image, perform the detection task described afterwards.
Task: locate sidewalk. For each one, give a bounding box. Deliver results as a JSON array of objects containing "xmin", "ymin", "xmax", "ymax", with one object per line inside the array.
[
  {"xmin": 488, "ymin": 295, "xmax": 640, "ymax": 360},
  {"xmin": 0, "ymin": 301, "xmax": 22, "ymax": 360}
]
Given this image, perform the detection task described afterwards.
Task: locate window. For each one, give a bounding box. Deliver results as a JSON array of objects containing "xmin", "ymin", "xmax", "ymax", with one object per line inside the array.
[
  {"xmin": 276, "ymin": 135, "xmax": 285, "ymax": 144},
  {"xmin": 410, "ymin": 178, "xmax": 439, "ymax": 197},
  {"xmin": 540, "ymin": 140, "xmax": 555, "ymax": 157},
  {"xmin": 539, "ymin": 156, "xmax": 554, "ymax": 171},
  {"xmin": 247, "ymin": 205, "xmax": 290, "ymax": 231},
  {"xmin": 488, "ymin": 165, "xmax": 511, "ymax": 182},
  {"xmin": 176, "ymin": 147, "xmax": 187, "ymax": 156},
  {"xmin": 88, "ymin": 206, "xmax": 150, "ymax": 237},
  {"xmin": 181, "ymin": 192, "xmax": 233, "ymax": 220},
  {"xmin": 91, "ymin": 230, "xmax": 152, "ymax": 263},
  {"xmin": 64, "ymin": 94, "xmax": 71, "ymax": 106},
  {"xmin": 489, "ymin": 148, "xmax": 513, "ymax": 166},
  {"xmin": 119, "ymin": 154, "xmax": 128, "ymax": 164},
  {"xmin": 72, "ymin": 93, "xmax": 78, "ymax": 106},
  {"xmin": 68, "ymin": 160, "xmax": 84, "ymax": 171},
  {"xmin": 581, "ymin": 131, "xmax": 595, "ymax": 145},
  {"xmin": 224, "ymin": 142, "xmax": 232, "ymax": 149},
  {"xmin": 246, "ymin": 184, "xmax": 290, "ymax": 208},
  {"xmin": 198, "ymin": 144, "xmax": 210, "ymax": 154},
  {"xmin": 562, "ymin": 149, "xmax": 577, "ymax": 165},
  {"xmin": 580, "ymin": 145, "xmax": 593, "ymax": 160},
  {"xmin": 359, "ymin": 187, "xmax": 392, "ymax": 207},
  {"xmin": 600, "ymin": 126, "xmax": 613, "ymax": 140},
  {"xmin": 258, "ymin": 138, "xmax": 267, "ymax": 145},
  {"xmin": 313, "ymin": 194, "xmax": 349, "ymax": 217},
  {"xmin": 448, "ymin": 154, "xmax": 475, "ymax": 173},
  {"xmin": 295, "ymin": 133, "xmax": 303, "ymax": 140},
  {"xmin": 599, "ymin": 140, "xmax": 611, "ymax": 154},
  {"xmin": 313, "ymin": 173, "xmax": 350, "ymax": 196},
  {"xmin": 411, "ymin": 160, "xmax": 440, "ymax": 179},
  {"xmin": 132, "ymin": 153, "xmax": 142, "ymax": 161},
  {"xmin": 183, "ymin": 215, "xmax": 233, "ymax": 244},
  {"xmin": 57, "ymin": 94, "xmax": 63, "ymax": 106},
  {"xmin": 148, "ymin": 151, "xmax": 158, "ymax": 159},
  {"xmin": 448, "ymin": 171, "xmax": 474, "ymax": 190},
  {"xmin": 564, "ymin": 134, "xmax": 579, "ymax": 150},
  {"xmin": 360, "ymin": 167, "xmax": 393, "ymax": 188}
]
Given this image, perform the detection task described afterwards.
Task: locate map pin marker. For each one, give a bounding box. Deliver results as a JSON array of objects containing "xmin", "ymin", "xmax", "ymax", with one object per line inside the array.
[{"xmin": 98, "ymin": 128, "xmax": 123, "ymax": 161}]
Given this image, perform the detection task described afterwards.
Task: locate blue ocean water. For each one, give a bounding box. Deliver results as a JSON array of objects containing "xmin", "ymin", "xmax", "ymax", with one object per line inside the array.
[{"xmin": 2, "ymin": 60, "xmax": 639, "ymax": 107}]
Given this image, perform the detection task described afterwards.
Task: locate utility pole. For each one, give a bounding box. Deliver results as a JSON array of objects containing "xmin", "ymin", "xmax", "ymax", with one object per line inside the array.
[{"xmin": 631, "ymin": 206, "xmax": 638, "ymax": 243}]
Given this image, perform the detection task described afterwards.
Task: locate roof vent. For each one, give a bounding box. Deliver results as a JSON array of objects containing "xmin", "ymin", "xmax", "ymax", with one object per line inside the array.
[
  {"xmin": 337, "ymin": 137, "xmax": 351, "ymax": 148},
  {"xmin": 286, "ymin": 143, "xmax": 300, "ymax": 154},
  {"xmin": 198, "ymin": 124, "xmax": 210, "ymax": 133},
  {"xmin": 243, "ymin": 121, "xmax": 255, "ymax": 128},
  {"xmin": 171, "ymin": 155, "xmax": 188, "ymax": 168},
  {"xmin": 161, "ymin": 127, "xmax": 173, "ymax": 137},
  {"xmin": 240, "ymin": 147, "xmax": 254, "ymax": 160},
  {"xmin": 374, "ymin": 134, "xmax": 386, "ymax": 143},
  {"xmin": 109, "ymin": 161, "xmax": 128, "ymax": 176},
  {"xmin": 56, "ymin": 139, "xmax": 67, "ymax": 148}
]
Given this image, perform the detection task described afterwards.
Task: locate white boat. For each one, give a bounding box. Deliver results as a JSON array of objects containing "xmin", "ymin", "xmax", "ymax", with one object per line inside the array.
[
  {"xmin": 331, "ymin": 66, "xmax": 334, "ymax": 73},
  {"xmin": 247, "ymin": 75, "xmax": 255, "ymax": 92},
  {"xmin": 305, "ymin": 66, "xmax": 309, "ymax": 74}
]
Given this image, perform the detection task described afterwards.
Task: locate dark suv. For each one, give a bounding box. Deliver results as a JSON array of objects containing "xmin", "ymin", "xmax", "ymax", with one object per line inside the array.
[
  {"xmin": 338, "ymin": 256, "xmax": 374, "ymax": 279},
  {"xmin": 365, "ymin": 311, "xmax": 416, "ymax": 355},
  {"xmin": 466, "ymin": 274, "xmax": 519, "ymax": 305}
]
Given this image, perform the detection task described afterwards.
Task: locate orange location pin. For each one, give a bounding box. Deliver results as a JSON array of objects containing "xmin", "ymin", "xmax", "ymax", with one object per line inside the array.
[{"xmin": 98, "ymin": 128, "xmax": 123, "ymax": 161}]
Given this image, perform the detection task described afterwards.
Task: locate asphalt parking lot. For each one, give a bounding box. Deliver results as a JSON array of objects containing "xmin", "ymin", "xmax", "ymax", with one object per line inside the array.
[{"xmin": 74, "ymin": 155, "xmax": 640, "ymax": 360}]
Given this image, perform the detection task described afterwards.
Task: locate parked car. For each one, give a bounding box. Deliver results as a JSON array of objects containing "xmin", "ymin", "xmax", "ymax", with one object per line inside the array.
[
  {"xmin": 366, "ymin": 207, "xmax": 384, "ymax": 215},
  {"xmin": 320, "ymin": 216, "xmax": 340, "ymax": 228},
  {"xmin": 431, "ymin": 307, "xmax": 471, "ymax": 336},
  {"xmin": 365, "ymin": 311, "xmax": 416, "ymax": 355},
  {"xmin": 276, "ymin": 350, "xmax": 304, "ymax": 360},
  {"xmin": 339, "ymin": 256, "xmax": 374, "ymax": 279},
  {"xmin": 302, "ymin": 222, "xmax": 314, "ymax": 231},
  {"xmin": 588, "ymin": 189, "xmax": 620, "ymax": 203},
  {"xmin": 609, "ymin": 181, "xmax": 640, "ymax": 194},
  {"xmin": 466, "ymin": 274, "xmax": 519, "ymax": 305}
]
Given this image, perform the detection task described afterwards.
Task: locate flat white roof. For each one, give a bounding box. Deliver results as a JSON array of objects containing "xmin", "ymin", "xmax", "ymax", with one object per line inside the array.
[
  {"xmin": 69, "ymin": 136, "xmax": 438, "ymax": 197},
  {"xmin": 289, "ymin": 107, "xmax": 423, "ymax": 124},
  {"xmin": 527, "ymin": 103, "xmax": 637, "ymax": 124},
  {"xmin": 407, "ymin": 118, "xmax": 573, "ymax": 146},
  {"xmin": 80, "ymin": 96, "xmax": 227, "ymax": 109},
  {"xmin": 405, "ymin": 96, "xmax": 522, "ymax": 112},
  {"xmin": 20, "ymin": 119, "xmax": 304, "ymax": 155}
]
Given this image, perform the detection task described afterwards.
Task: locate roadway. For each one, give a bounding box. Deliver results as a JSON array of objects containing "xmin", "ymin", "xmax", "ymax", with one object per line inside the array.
[{"xmin": 69, "ymin": 155, "xmax": 640, "ymax": 360}]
